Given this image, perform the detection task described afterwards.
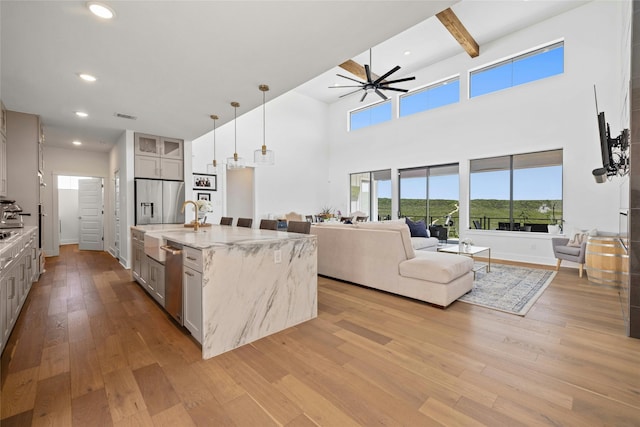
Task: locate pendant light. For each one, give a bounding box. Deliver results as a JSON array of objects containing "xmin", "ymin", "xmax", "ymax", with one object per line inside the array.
[
  {"xmin": 226, "ymin": 101, "xmax": 245, "ymax": 169},
  {"xmin": 210, "ymin": 114, "xmax": 218, "ymax": 169},
  {"xmin": 254, "ymin": 84, "xmax": 275, "ymax": 165}
]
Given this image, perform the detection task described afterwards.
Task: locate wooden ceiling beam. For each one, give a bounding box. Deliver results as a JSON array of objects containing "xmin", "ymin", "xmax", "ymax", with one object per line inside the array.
[
  {"xmin": 436, "ymin": 8, "xmax": 479, "ymax": 58},
  {"xmin": 339, "ymin": 59, "xmax": 381, "ymax": 82}
]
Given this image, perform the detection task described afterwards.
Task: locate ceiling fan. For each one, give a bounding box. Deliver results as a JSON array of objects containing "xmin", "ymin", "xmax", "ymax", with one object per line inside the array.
[{"xmin": 330, "ymin": 49, "xmax": 416, "ymax": 102}]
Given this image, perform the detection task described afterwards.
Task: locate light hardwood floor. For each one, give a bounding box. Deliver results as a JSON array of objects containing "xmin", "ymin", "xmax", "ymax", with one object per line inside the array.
[{"xmin": 1, "ymin": 245, "xmax": 639, "ymax": 426}]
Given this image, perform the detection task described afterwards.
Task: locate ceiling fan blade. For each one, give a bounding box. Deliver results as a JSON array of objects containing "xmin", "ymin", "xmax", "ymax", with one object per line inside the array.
[
  {"xmin": 339, "ymin": 88, "xmax": 364, "ymax": 98},
  {"xmin": 329, "ymin": 85, "xmax": 364, "ymax": 89},
  {"xmin": 374, "ymin": 89, "xmax": 388, "ymax": 101},
  {"xmin": 336, "ymin": 73, "xmax": 365, "ymax": 84},
  {"xmin": 378, "ymin": 86, "xmax": 409, "ymax": 93},
  {"xmin": 379, "ymin": 76, "xmax": 416, "ymax": 85},
  {"xmin": 360, "ymin": 91, "xmax": 368, "ymax": 102},
  {"xmin": 365, "ymin": 64, "xmax": 372, "ymax": 83},
  {"xmin": 372, "ymin": 65, "xmax": 401, "ymax": 85}
]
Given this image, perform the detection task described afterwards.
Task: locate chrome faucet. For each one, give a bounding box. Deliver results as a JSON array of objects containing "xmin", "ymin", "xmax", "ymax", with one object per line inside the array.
[{"xmin": 181, "ymin": 200, "xmax": 200, "ymax": 231}]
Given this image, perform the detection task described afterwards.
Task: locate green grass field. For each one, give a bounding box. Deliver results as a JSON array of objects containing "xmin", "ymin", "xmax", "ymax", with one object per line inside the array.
[{"xmin": 375, "ymin": 198, "xmax": 562, "ymax": 237}]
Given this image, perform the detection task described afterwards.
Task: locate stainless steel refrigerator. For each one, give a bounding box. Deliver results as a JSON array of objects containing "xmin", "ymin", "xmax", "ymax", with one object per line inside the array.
[{"xmin": 135, "ymin": 179, "xmax": 185, "ymax": 225}]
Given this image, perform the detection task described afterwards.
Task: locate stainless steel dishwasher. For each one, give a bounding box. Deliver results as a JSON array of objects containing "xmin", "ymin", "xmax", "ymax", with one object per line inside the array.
[{"xmin": 161, "ymin": 240, "xmax": 183, "ymax": 325}]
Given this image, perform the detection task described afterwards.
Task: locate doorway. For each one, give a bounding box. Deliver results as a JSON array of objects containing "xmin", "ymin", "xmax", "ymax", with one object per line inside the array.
[
  {"xmin": 226, "ymin": 168, "xmax": 254, "ymax": 223},
  {"xmin": 55, "ymin": 175, "xmax": 104, "ymax": 252}
]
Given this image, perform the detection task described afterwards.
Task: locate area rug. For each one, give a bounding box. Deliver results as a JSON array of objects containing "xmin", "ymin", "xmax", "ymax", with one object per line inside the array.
[{"xmin": 457, "ymin": 264, "xmax": 556, "ymax": 316}]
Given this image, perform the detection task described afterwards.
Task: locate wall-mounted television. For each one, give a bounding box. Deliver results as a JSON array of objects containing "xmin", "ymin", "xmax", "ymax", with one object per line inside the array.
[{"xmin": 597, "ymin": 111, "xmax": 612, "ymax": 171}]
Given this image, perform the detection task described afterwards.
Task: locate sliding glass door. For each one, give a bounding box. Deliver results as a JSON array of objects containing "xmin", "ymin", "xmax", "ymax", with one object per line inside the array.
[{"xmin": 349, "ymin": 169, "xmax": 392, "ymax": 221}]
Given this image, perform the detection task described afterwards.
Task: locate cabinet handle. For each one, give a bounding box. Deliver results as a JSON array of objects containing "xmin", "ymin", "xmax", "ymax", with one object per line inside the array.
[
  {"xmin": 186, "ymin": 256, "xmax": 196, "ymax": 261},
  {"xmin": 185, "ymin": 271, "xmax": 194, "ymax": 277},
  {"xmin": 9, "ymin": 277, "xmax": 15, "ymax": 299}
]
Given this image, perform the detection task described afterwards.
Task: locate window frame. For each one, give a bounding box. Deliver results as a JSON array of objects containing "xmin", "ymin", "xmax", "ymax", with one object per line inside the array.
[
  {"xmin": 398, "ymin": 74, "xmax": 460, "ymax": 118},
  {"xmin": 468, "ymin": 39, "xmax": 564, "ymax": 99},
  {"xmin": 469, "ymin": 149, "xmax": 563, "ymax": 232},
  {"xmin": 347, "ymin": 99, "xmax": 392, "ymax": 131}
]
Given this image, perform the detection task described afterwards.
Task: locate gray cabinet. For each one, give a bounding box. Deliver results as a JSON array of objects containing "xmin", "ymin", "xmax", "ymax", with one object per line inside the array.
[{"xmin": 134, "ymin": 133, "xmax": 183, "ymax": 180}]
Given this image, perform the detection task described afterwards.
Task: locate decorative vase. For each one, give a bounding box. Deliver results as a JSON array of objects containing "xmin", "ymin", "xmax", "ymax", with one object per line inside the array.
[{"xmin": 548, "ymin": 224, "xmax": 560, "ymax": 234}]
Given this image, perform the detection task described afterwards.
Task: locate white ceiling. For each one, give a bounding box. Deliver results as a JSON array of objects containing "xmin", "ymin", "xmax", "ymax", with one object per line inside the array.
[{"xmin": 1, "ymin": 0, "xmax": 589, "ymax": 153}]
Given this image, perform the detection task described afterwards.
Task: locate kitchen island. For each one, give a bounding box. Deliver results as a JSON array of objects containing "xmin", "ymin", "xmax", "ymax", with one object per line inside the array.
[{"xmin": 133, "ymin": 225, "xmax": 317, "ymax": 359}]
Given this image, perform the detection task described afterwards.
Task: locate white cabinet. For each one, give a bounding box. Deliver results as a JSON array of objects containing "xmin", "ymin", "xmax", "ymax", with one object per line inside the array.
[
  {"xmin": 183, "ymin": 266, "xmax": 202, "ymax": 343},
  {"xmin": 131, "ymin": 229, "xmax": 145, "ymax": 283},
  {"xmin": 134, "ymin": 133, "xmax": 183, "ymax": 180},
  {"xmin": 147, "ymin": 256, "xmax": 165, "ymax": 307},
  {"xmin": 183, "ymin": 246, "xmax": 202, "ymax": 343},
  {"xmin": 0, "ymin": 229, "xmax": 38, "ymax": 354}
]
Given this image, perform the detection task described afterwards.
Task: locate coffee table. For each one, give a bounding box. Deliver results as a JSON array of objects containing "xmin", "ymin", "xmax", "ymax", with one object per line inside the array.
[{"xmin": 438, "ymin": 244, "xmax": 491, "ymax": 277}]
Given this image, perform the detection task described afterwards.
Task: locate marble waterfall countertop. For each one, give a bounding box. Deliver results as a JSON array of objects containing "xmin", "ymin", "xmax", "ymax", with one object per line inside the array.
[
  {"xmin": 133, "ymin": 223, "xmax": 313, "ymax": 249},
  {"xmin": 131, "ymin": 223, "xmax": 318, "ymax": 360}
]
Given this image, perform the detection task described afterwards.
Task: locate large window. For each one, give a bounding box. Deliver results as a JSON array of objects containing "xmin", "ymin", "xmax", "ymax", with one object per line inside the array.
[
  {"xmin": 470, "ymin": 41, "xmax": 564, "ymax": 98},
  {"xmin": 399, "ymin": 164, "xmax": 459, "ymax": 237},
  {"xmin": 350, "ymin": 170, "xmax": 392, "ymax": 221},
  {"xmin": 349, "ymin": 100, "xmax": 392, "ymax": 131},
  {"xmin": 469, "ymin": 150, "xmax": 563, "ymax": 231},
  {"xmin": 399, "ymin": 76, "xmax": 459, "ymax": 118}
]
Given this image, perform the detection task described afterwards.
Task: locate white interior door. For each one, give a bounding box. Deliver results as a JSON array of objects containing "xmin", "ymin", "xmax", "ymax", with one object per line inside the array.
[{"xmin": 78, "ymin": 178, "xmax": 104, "ymax": 251}]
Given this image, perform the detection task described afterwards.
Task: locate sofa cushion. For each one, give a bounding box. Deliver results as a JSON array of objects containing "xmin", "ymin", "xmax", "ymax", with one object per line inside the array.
[
  {"xmin": 411, "ymin": 237, "xmax": 439, "ymax": 251},
  {"xmin": 406, "ymin": 218, "xmax": 430, "ymax": 238},
  {"xmin": 400, "ymin": 251, "xmax": 473, "ymax": 284},
  {"xmin": 355, "ymin": 222, "xmax": 415, "ymax": 259}
]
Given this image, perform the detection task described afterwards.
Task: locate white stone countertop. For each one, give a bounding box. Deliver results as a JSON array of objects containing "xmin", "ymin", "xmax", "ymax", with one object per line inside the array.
[{"xmin": 133, "ymin": 224, "xmax": 313, "ymax": 250}]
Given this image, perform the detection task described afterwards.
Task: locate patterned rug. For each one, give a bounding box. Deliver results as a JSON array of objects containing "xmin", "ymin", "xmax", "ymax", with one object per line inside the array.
[{"xmin": 457, "ymin": 263, "xmax": 556, "ymax": 316}]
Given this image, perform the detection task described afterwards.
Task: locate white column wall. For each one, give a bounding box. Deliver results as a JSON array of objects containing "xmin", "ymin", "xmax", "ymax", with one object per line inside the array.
[
  {"xmin": 325, "ymin": 0, "xmax": 627, "ymax": 266},
  {"xmin": 192, "ymin": 91, "xmax": 330, "ymax": 222}
]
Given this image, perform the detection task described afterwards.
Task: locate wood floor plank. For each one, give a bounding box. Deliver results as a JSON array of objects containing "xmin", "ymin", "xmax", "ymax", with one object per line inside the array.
[
  {"xmin": 223, "ymin": 393, "xmax": 279, "ymax": 426},
  {"xmin": 69, "ymin": 338, "xmax": 104, "ymax": 398},
  {"xmin": 151, "ymin": 403, "xmax": 196, "ymax": 427},
  {"xmin": 30, "ymin": 372, "xmax": 72, "ymax": 427},
  {"xmin": 102, "ymin": 367, "xmax": 148, "ymax": 423},
  {"xmin": 71, "ymin": 388, "xmax": 113, "ymax": 427},
  {"xmin": 132, "ymin": 363, "xmax": 181, "ymax": 417},
  {"xmin": 38, "ymin": 341, "xmax": 70, "ymax": 381},
  {"xmin": 0, "ymin": 367, "xmax": 39, "ymax": 419}
]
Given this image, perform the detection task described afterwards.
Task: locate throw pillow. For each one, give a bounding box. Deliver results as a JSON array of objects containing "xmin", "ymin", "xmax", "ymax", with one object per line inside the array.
[
  {"xmin": 567, "ymin": 232, "xmax": 588, "ymax": 247},
  {"xmin": 405, "ymin": 218, "xmax": 429, "ymax": 238}
]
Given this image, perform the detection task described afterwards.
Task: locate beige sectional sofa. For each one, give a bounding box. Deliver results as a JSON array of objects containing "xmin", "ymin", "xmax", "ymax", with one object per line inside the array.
[{"xmin": 311, "ymin": 221, "xmax": 474, "ymax": 307}]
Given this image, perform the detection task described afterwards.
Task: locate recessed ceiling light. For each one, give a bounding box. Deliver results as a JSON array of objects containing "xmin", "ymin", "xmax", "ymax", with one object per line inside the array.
[
  {"xmin": 404, "ymin": 50, "xmax": 412, "ymax": 56},
  {"xmin": 87, "ymin": 2, "xmax": 115, "ymax": 19},
  {"xmin": 72, "ymin": 140, "xmax": 82, "ymax": 146},
  {"xmin": 78, "ymin": 73, "xmax": 97, "ymax": 82},
  {"xmin": 75, "ymin": 111, "xmax": 88, "ymax": 118}
]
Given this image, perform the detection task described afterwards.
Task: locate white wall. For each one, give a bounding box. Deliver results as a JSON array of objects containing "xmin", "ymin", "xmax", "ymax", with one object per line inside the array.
[
  {"xmin": 42, "ymin": 146, "xmax": 110, "ymax": 256},
  {"xmin": 323, "ymin": 0, "xmax": 627, "ymax": 266},
  {"xmin": 192, "ymin": 91, "xmax": 330, "ymax": 221}
]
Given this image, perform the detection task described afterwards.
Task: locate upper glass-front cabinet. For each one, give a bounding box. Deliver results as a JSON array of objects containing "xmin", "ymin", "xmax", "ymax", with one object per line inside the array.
[
  {"xmin": 161, "ymin": 137, "xmax": 183, "ymax": 159},
  {"xmin": 135, "ymin": 133, "xmax": 161, "ymax": 156}
]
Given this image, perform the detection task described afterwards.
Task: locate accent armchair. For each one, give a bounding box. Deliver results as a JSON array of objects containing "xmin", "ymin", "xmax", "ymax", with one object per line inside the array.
[{"xmin": 552, "ymin": 237, "xmax": 587, "ymax": 277}]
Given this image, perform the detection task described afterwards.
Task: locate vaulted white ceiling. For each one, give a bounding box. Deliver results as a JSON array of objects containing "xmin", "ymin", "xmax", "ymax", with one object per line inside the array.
[{"xmin": 1, "ymin": 1, "xmax": 589, "ymax": 152}]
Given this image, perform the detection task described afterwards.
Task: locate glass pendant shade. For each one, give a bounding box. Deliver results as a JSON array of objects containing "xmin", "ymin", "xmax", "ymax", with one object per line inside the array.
[
  {"xmin": 254, "ymin": 145, "xmax": 274, "ymax": 165},
  {"xmin": 254, "ymin": 84, "xmax": 275, "ymax": 165},
  {"xmin": 227, "ymin": 101, "xmax": 245, "ymax": 169}
]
